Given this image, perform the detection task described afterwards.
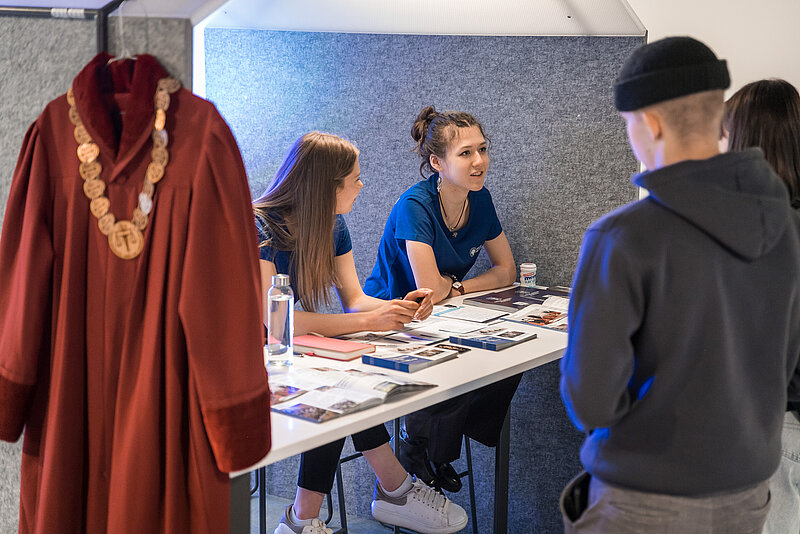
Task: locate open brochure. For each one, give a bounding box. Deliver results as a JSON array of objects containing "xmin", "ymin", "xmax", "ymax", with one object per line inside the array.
[
  {"xmin": 338, "ymin": 314, "xmax": 485, "ymax": 347},
  {"xmin": 502, "ymin": 295, "xmax": 569, "ymax": 332},
  {"xmin": 269, "ymin": 366, "xmax": 435, "ymax": 423},
  {"xmin": 463, "ymin": 285, "xmax": 570, "ymax": 313}
]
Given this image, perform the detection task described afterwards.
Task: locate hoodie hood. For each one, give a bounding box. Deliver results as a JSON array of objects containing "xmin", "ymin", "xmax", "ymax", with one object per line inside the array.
[{"xmin": 633, "ymin": 149, "xmax": 791, "ymax": 260}]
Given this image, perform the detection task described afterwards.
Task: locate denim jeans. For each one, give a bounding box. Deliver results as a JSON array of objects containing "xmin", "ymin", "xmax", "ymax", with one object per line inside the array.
[
  {"xmin": 763, "ymin": 411, "xmax": 800, "ymax": 534},
  {"xmin": 561, "ymin": 471, "xmax": 770, "ymax": 534}
]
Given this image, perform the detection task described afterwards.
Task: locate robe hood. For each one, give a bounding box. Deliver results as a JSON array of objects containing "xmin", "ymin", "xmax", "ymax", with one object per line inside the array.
[
  {"xmin": 633, "ymin": 149, "xmax": 791, "ymax": 260},
  {"xmin": 72, "ymin": 53, "xmax": 168, "ymax": 160}
]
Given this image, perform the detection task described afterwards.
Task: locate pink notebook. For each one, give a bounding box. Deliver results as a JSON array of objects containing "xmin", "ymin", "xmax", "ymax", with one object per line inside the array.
[{"xmin": 293, "ymin": 335, "xmax": 376, "ymax": 361}]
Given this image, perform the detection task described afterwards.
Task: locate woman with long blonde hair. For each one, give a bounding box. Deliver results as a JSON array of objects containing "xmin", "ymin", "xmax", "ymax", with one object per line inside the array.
[{"xmin": 255, "ymin": 132, "xmax": 468, "ymax": 534}]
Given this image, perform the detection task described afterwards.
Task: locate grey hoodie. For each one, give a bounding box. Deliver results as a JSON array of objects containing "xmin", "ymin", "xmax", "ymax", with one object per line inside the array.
[{"xmin": 561, "ymin": 148, "xmax": 800, "ymax": 495}]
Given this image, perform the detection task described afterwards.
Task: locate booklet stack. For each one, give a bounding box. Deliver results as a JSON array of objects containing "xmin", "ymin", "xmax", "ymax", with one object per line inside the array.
[
  {"xmin": 361, "ymin": 343, "xmax": 468, "ymax": 373},
  {"xmin": 448, "ymin": 326, "xmax": 538, "ymax": 351},
  {"xmin": 269, "ymin": 366, "xmax": 435, "ymax": 423}
]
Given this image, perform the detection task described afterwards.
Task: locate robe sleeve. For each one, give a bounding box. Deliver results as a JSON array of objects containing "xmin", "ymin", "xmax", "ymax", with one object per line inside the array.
[
  {"xmin": 0, "ymin": 122, "xmax": 54, "ymax": 442},
  {"xmin": 178, "ymin": 107, "xmax": 270, "ymax": 473}
]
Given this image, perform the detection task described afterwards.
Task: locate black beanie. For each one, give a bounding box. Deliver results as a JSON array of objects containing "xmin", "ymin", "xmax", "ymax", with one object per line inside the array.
[{"xmin": 614, "ymin": 36, "xmax": 730, "ymax": 112}]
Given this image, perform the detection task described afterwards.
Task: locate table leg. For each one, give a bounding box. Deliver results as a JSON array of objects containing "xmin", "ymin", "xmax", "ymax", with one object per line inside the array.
[
  {"xmin": 231, "ymin": 473, "xmax": 251, "ymax": 534},
  {"xmin": 259, "ymin": 468, "xmax": 267, "ymax": 534},
  {"xmin": 394, "ymin": 418, "xmax": 401, "ymax": 534},
  {"xmin": 493, "ymin": 410, "xmax": 511, "ymax": 534}
]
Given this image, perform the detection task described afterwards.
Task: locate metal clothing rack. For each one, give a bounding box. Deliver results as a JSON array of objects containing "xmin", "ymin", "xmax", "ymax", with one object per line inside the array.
[{"xmin": 0, "ymin": 1, "xmax": 125, "ymax": 53}]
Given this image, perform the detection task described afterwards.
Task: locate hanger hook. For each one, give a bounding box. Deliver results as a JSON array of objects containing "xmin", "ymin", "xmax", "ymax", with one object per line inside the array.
[{"xmin": 116, "ymin": 0, "xmax": 131, "ymax": 59}]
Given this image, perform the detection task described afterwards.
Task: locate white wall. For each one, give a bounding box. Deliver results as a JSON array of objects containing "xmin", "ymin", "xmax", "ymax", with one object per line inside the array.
[{"xmin": 626, "ymin": 0, "xmax": 800, "ymax": 93}]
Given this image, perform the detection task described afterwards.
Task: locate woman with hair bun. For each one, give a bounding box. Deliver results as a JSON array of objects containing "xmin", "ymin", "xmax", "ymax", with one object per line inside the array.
[{"xmin": 365, "ymin": 107, "xmax": 518, "ymax": 493}]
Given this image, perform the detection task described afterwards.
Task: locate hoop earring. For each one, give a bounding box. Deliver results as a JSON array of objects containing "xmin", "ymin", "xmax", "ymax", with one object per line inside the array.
[{"xmin": 437, "ymin": 175, "xmax": 442, "ymax": 193}]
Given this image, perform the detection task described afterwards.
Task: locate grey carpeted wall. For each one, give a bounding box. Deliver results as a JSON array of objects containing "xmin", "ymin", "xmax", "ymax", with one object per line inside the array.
[
  {"xmin": 0, "ymin": 15, "xmax": 190, "ymax": 532},
  {"xmin": 205, "ymin": 30, "xmax": 642, "ymax": 532}
]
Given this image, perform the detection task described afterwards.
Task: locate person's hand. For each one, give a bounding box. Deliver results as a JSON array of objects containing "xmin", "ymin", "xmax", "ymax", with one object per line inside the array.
[
  {"xmin": 364, "ymin": 299, "xmax": 420, "ymax": 331},
  {"xmin": 404, "ymin": 288, "xmax": 434, "ymax": 320}
]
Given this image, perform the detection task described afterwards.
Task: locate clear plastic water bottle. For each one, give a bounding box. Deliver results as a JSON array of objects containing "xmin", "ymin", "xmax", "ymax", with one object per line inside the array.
[{"xmin": 266, "ymin": 274, "xmax": 294, "ymax": 368}]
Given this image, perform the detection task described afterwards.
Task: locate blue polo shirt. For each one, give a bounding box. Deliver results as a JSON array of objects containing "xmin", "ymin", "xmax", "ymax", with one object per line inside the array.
[
  {"xmin": 256, "ymin": 213, "xmax": 352, "ymax": 297},
  {"xmin": 364, "ymin": 173, "xmax": 503, "ymax": 299}
]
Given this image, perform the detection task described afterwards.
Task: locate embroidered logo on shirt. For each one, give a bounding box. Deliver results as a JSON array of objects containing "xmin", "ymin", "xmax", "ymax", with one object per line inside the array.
[{"xmin": 470, "ymin": 246, "xmax": 482, "ymax": 257}]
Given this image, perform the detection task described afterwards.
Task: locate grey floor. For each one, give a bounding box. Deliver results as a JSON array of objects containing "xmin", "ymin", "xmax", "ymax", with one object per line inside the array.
[{"xmin": 252, "ymin": 491, "xmax": 411, "ymax": 534}]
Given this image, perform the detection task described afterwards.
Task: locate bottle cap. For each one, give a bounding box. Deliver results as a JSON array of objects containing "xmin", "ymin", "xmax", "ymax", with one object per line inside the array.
[{"xmin": 272, "ymin": 274, "xmax": 290, "ymax": 287}]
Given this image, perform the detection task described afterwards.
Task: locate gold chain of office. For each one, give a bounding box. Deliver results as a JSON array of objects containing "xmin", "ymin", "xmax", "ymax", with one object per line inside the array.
[{"xmin": 68, "ymin": 76, "xmax": 181, "ymax": 259}]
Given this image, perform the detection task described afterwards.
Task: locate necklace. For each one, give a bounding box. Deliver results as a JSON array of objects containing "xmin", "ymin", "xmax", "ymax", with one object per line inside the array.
[
  {"xmin": 68, "ymin": 76, "xmax": 181, "ymax": 259},
  {"xmin": 438, "ymin": 192, "xmax": 468, "ymax": 238}
]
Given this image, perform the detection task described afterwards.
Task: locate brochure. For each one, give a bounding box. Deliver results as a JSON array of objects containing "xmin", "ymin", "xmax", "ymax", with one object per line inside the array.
[
  {"xmin": 362, "ymin": 343, "xmax": 460, "ymax": 373},
  {"xmin": 448, "ymin": 325, "xmax": 538, "ymax": 351},
  {"xmin": 269, "ymin": 366, "xmax": 435, "ymax": 423}
]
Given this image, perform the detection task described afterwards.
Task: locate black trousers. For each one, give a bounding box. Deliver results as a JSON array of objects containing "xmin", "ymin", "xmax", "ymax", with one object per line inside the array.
[
  {"xmin": 405, "ymin": 373, "xmax": 523, "ymax": 463},
  {"xmin": 297, "ymin": 424, "xmax": 390, "ymax": 494}
]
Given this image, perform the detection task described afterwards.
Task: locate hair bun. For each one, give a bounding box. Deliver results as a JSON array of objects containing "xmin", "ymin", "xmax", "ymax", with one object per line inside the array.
[{"xmin": 411, "ymin": 105, "xmax": 438, "ymax": 142}]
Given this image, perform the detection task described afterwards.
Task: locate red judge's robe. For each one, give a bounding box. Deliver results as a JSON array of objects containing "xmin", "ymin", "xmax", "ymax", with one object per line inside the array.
[{"xmin": 0, "ymin": 54, "xmax": 270, "ymax": 533}]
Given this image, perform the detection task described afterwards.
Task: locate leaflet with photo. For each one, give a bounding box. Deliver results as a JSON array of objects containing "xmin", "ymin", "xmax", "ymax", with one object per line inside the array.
[
  {"xmin": 432, "ymin": 305, "xmax": 508, "ymax": 323},
  {"xmin": 435, "ymin": 343, "xmax": 472, "ymax": 354},
  {"xmin": 382, "ymin": 328, "xmax": 449, "ymax": 345},
  {"xmin": 502, "ymin": 295, "xmax": 569, "ymax": 331},
  {"xmin": 270, "ymin": 384, "xmax": 306, "ymax": 406}
]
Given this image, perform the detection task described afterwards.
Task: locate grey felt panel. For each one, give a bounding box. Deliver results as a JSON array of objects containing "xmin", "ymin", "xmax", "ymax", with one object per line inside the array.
[
  {"xmin": 205, "ymin": 30, "xmax": 641, "ymax": 287},
  {"xmin": 0, "ymin": 16, "xmax": 190, "ymax": 532},
  {"xmin": 0, "ymin": 19, "xmax": 96, "ymax": 534},
  {"xmin": 205, "ymin": 29, "xmax": 642, "ymax": 531}
]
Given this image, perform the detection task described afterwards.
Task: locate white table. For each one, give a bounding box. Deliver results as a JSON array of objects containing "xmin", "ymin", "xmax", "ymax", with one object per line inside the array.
[{"xmin": 230, "ymin": 298, "xmax": 569, "ymax": 533}]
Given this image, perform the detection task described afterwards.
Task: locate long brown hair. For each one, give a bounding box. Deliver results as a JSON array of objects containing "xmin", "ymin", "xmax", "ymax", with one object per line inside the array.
[
  {"xmin": 724, "ymin": 79, "xmax": 800, "ymax": 207},
  {"xmin": 253, "ymin": 132, "xmax": 359, "ymax": 312},
  {"xmin": 411, "ymin": 106, "xmax": 488, "ymax": 178}
]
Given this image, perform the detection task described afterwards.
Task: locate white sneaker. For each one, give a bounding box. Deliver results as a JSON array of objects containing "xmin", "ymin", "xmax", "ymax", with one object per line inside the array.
[
  {"xmin": 273, "ymin": 505, "xmax": 333, "ymax": 534},
  {"xmin": 371, "ymin": 477, "xmax": 468, "ymax": 534}
]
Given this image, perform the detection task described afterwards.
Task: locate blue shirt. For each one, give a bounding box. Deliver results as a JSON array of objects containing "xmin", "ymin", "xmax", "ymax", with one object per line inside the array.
[
  {"xmin": 364, "ymin": 173, "xmax": 503, "ymax": 299},
  {"xmin": 256, "ymin": 213, "xmax": 352, "ymax": 297}
]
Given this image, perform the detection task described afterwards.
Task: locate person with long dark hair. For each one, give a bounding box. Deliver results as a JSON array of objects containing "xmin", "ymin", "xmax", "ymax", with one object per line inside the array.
[
  {"xmin": 723, "ymin": 78, "xmax": 800, "ymax": 533},
  {"xmin": 255, "ymin": 132, "xmax": 467, "ymax": 534},
  {"xmin": 722, "ymin": 79, "xmax": 800, "ymax": 208}
]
